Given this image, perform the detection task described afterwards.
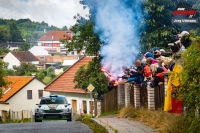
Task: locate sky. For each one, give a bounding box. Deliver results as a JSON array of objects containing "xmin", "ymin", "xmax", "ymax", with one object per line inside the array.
[{"xmin": 0, "ymin": 0, "xmax": 89, "ymax": 28}]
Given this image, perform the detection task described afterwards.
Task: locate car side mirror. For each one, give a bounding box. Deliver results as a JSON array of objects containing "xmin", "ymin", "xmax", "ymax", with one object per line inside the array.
[
  {"xmin": 65, "ymin": 103, "xmax": 71, "ymax": 107},
  {"xmin": 36, "ymin": 104, "xmax": 41, "ymax": 107}
]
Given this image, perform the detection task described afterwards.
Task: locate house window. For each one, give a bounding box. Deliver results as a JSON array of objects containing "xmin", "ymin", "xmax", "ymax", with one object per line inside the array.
[
  {"xmin": 40, "ymin": 56, "xmax": 45, "ymax": 61},
  {"xmin": 82, "ymin": 101, "xmax": 87, "ymax": 114},
  {"xmin": 27, "ymin": 90, "xmax": 32, "ymax": 99},
  {"xmin": 71, "ymin": 51, "xmax": 74, "ymax": 55},
  {"xmin": 38, "ymin": 90, "xmax": 43, "ymax": 99},
  {"xmin": 13, "ymin": 65, "xmax": 16, "ymax": 69}
]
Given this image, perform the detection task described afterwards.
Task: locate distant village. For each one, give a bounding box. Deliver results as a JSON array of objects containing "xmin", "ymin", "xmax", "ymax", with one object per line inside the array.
[{"xmin": 0, "ymin": 30, "xmax": 94, "ymax": 122}]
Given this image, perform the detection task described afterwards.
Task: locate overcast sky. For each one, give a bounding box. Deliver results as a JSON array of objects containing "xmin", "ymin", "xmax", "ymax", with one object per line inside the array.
[{"xmin": 0, "ymin": 0, "xmax": 89, "ymax": 28}]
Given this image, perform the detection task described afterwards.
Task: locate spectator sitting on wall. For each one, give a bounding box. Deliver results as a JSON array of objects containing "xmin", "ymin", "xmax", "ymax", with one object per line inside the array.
[
  {"xmin": 123, "ymin": 66, "xmax": 145, "ymax": 86},
  {"xmin": 149, "ymin": 67, "xmax": 165, "ymax": 88}
]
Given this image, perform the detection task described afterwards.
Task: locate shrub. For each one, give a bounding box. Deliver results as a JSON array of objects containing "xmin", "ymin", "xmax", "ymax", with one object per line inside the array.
[{"xmin": 178, "ymin": 36, "xmax": 200, "ymax": 132}]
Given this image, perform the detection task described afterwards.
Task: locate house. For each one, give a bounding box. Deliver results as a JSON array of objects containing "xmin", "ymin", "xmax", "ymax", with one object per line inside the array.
[
  {"xmin": 3, "ymin": 51, "xmax": 39, "ymax": 69},
  {"xmin": 0, "ymin": 76, "xmax": 49, "ymax": 121},
  {"xmin": 0, "ymin": 42, "xmax": 22, "ymax": 51},
  {"xmin": 44, "ymin": 56, "xmax": 94, "ymax": 115},
  {"xmin": 37, "ymin": 30, "xmax": 77, "ymax": 55},
  {"xmin": 29, "ymin": 46, "xmax": 50, "ymax": 67},
  {"xmin": 62, "ymin": 59, "xmax": 78, "ymax": 67}
]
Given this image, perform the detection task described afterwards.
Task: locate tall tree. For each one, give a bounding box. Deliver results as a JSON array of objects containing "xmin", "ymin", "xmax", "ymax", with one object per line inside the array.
[
  {"xmin": 14, "ymin": 62, "xmax": 37, "ymax": 76},
  {"xmin": 61, "ymin": 20, "xmax": 102, "ymax": 56},
  {"xmin": 0, "ymin": 46, "xmax": 9, "ymax": 55},
  {"xmin": 9, "ymin": 22, "xmax": 23, "ymax": 42},
  {"xmin": 0, "ymin": 59, "xmax": 10, "ymax": 98},
  {"xmin": 0, "ymin": 26, "xmax": 10, "ymax": 43},
  {"xmin": 61, "ymin": 18, "xmax": 111, "ymax": 95},
  {"xmin": 140, "ymin": 0, "xmax": 179, "ymax": 53},
  {"xmin": 18, "ymin": 41, "xmax": 31, "ymax": 51}
]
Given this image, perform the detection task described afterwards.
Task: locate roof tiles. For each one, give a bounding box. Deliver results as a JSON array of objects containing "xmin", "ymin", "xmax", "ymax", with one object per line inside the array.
[
  {"xmin": 11, "ymin": 51, "xmax": 39, "ymax": 62},
  {"xmin": 44, "ymin": 56, "xmax": 93, "ymax": 94},
  {"xmin": 0, "ymin": 76, "xmax": 35, "ymax": 102},
  {"xmin": 38, "ymin": 30, "xmax": 73, "ymax": 41}
]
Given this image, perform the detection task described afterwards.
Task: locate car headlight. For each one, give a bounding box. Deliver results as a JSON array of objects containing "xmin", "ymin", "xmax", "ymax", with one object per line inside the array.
[{"xmin": 62, "ymin": 108, "xmax": 71, "ymax": 113}]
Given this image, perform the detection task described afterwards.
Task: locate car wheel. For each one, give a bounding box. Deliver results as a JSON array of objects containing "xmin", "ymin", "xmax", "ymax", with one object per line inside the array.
[
  {"xmin": 67, "ymin": 113, "xmax": 72, "ymax": 122},
  {"xmin": 35, "ymin": 113, "xmax": 42, "ymax": 122}
]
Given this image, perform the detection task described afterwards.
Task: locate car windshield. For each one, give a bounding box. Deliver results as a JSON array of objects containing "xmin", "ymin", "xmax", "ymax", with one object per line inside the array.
[{"xmin": 40, "ymin": 96, "xmax": 66, "ymax": 104}]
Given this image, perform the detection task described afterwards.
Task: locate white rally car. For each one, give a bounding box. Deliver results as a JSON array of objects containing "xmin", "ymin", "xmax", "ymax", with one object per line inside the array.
[{"xmin": 34, "ymin": 95, "xmax": 72, "ymax": 122}]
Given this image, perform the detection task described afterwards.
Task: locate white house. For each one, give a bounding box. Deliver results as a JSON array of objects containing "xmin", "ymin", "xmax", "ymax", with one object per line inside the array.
[
  {"xmin": 45, "ymin": 56, "xmax": 94, "ymax": 115},
  {"xmin": 37, "ymin": 30, "xmax": 77, "ymax": 55},
  {"xmin": 0, "ymin": 76, "xmax": 49, "ymax": 121},
  {"xmin": 3, "ymin": 51, "xmax": 39, "ymax": 69},
  {"xmin": 29, "ymin": 46, "xmax": 49, "ymax": 56},
  {"xmin": 62, "ymin": 59, "xmax": 78, "ymax": 66}
]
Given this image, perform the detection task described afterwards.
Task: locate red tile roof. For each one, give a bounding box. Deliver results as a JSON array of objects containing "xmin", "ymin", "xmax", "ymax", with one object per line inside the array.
[
  {"xmin": 0, "ymin": 76, "xmax": 35, "ymax": 102},
  {"xmin": 11, "ymin": 51, "xmax": 39, "ymax": 62},
  {"xmin": 44, "ymin": 56, "xmax": 94, "ymax": 94},
  {"xmin": 38, "ymin": 30, "xmax": 73, "ymax": 41}
]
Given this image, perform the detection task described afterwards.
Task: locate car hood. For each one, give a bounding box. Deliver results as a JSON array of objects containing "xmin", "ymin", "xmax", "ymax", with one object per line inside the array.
[{"xmin": 40, "ymin": 104, "xmax": 65, "ymax": 110}]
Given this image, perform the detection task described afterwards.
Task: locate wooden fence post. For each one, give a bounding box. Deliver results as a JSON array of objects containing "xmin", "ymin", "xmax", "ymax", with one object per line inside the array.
[{"xmin": 134, "ymin": 84, "xmax": 140, "ymax": 108}]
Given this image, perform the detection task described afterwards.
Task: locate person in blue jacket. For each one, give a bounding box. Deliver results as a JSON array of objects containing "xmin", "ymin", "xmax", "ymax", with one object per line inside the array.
[{"xmin": 123, "ymin": 66, "xmax": 145, "ymax": 86}]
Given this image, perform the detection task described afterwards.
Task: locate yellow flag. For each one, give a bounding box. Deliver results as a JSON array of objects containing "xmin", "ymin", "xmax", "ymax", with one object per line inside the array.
[{"xmin": 164, "ymin": 64, "xmax": 182, "ymax": 112}]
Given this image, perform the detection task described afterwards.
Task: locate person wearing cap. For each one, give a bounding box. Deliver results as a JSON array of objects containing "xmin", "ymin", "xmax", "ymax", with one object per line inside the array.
[{"xmin": 179, "ymin": 31, "xmax": 192, "ymax": 49}]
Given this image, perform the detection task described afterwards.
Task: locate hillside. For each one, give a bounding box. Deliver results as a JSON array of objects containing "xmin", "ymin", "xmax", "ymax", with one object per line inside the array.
[{"xmin": 0, "ymin": 18, "xmax": 68, "ymax": 42}]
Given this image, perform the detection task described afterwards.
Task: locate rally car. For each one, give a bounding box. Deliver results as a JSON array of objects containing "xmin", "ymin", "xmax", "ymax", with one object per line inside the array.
[{"xmin": 34, "ymin": 95, "xmax": 72, "ymax": 122}]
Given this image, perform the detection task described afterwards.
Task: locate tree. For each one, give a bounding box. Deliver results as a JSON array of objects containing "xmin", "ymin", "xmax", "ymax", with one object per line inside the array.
[
  {"xmin": 0, "ymin": 59, "xmax": 10, "ymax": 98},
  {"xmin": 18, "ymin": 41, "xmax": 31, "ymax": 51},
  {"xmin": 5, "ymin": 69, "xmax": 16, "ymax": 76},
  {"xmin": 0, "ymin": 46, "xmax": 9, "ymax": 55},
  {"xmin": 14, "ymin": 62, "xmax": 37, "ymax": 76},
  {"xmin": 61, "ymin": 20, "xmax": 102, "ymax": 56},
  {"xmin": 73, "ymin": 57, "xmax": 109, "ymax": 98},
  {"xmin": 9, "ymin": 22, "xmax": 23, "ymax": 42},
  {"xmin": 36, "ymin": 69, "xmax": 47, "ymax": 81},
  {"xmin": 0, "ymin": 26, "xmax": 10, "ymax": 43},
  {"xmin": 178, "ymin": 36, "xmax": 200, "ymax": 132},
  {"xmin": 139, "ymin": 0, "xmax": 179, "ymax": 53}
]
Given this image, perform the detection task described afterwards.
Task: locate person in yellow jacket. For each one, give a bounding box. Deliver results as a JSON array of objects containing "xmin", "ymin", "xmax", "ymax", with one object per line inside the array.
[{"xmin": 164, "ymin": 63, "xmax": 183, "ymax": 112}]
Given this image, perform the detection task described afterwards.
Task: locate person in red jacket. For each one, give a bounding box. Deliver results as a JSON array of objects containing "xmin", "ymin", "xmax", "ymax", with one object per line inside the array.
[{"xmin": 150, "ymin": 67, "xmax": 165, "ymax": 88}]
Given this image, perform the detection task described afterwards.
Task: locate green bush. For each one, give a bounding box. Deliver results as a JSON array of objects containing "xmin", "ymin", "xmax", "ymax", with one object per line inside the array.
[{"xmin": 178, "ymin": 36, "xmax": 200, "ymax": 132}]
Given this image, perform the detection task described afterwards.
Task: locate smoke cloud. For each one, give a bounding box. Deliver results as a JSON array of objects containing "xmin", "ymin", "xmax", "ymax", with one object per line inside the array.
[{"xmin": 82, "ymin": 0, "xmax": 144, "ymax": 78}]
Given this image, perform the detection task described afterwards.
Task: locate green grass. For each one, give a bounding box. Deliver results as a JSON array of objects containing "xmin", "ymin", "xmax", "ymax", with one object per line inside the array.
[
  {"xmin": 0, "ymin": 118, "xmax": 32, "ymax": 124},
  {"xmin": 100, "ymin": 110, "xmax": 119, "ymax": 117},
  {"xmin": 81, "ymin": 118, "xmax": 108, "ymax": 133}
]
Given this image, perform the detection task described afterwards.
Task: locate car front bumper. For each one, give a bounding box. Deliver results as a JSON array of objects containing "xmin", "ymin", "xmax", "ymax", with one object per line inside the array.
[{"xmin": 35, "ymin": 112, "xmax": 71, "ymax": 120}]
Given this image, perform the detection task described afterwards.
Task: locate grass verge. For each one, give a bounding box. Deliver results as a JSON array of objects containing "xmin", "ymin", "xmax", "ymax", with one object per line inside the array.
[
  {"xmin": 76, "ymin": 114, "xmax": 108, "ymax": 133},
  {"xmin": 118, "ymin": 106, "xmax": 199, "ymax": 133},
  {"xmin": 79, "ymin": 118, "xmax": 108, "ymax": 133}
]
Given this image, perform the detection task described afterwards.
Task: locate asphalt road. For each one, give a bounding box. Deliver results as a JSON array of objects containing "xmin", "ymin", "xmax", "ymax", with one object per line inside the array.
[{"xmin": 0, "ymin": 120, "xmax": 93, "ymax": 133}]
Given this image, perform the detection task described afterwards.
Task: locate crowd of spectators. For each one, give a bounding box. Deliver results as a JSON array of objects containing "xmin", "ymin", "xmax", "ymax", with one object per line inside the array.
[{"xmin": 119, "ymin": 30, "xmax": 192, "ymax": 88}]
